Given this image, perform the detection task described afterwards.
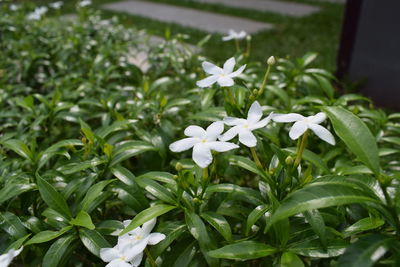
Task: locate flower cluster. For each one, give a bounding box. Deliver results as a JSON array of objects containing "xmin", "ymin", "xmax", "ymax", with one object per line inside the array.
[
  {"xmin": 27, "ymin": 6, "xmax": 48, "ymax": 21},
  {"xmin": 222, "ymin": 29, "xmax": 248, "ymax": 41},
  {"xmin": 0, "ymin": 247, "xmax": 23, "ymax": 267},
  {"xmin": 100, "ymin": 218, "xmax": 165, "ymax": 267}
]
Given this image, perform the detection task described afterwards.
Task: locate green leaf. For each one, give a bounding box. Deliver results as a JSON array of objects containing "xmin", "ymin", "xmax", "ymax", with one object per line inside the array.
[
  {"xmin": 205, "ymin": 183, "xmax": 263, "ymax": 205},
  {"xmin": 70, "ymin": 211, "xmax": 95, "ymax": 230},
  {"xmin": 151, "ymin": 223, "xmax": 186, "ymax": 258},
  {"xmin": 228, "ymin": 155, "xmax": 270, "ymax": 181},
  {"xmin": 26, "ymin": 226, "xmax": 72, "ymax": 245},
  {"xmin": 111, "ymin": 165, "xmax": 136, "ymax": 186},
  {"xmin": 280, "ymin": 252, "xmax": 304, "ymax": 267},
  {"xmin": 56, "ymin": 158, "xmax": 105, "ymax": 175},
  {"xmin": 201, "ymin": 212, "xmax": 232, "ymax": 241},
  {"xmin": 36, "ymin": 174, "xmax": 72, "ymax": 219},
  {"xmin": 2, "ymin": 139, "xmax": 34, "ymax": 162},
  {"xmin": 208, "ymin": 241, "xmax": 277, "ymax": 260},
  {"xmin": 245, "ymin": 205, "xmax": 269, "ymax": 236},
  {"xmin": 338, "ymin": 234, "xmax": 396, "ymax": 266},
  {"xmin": 323, "ymin": 106, "xmax": 380, "ymax": 175},
  {"xmin": 0, "ymin": 212, "xmax": 28, "ymax": 239},
  {"xmin": 283, "ymin": 148, "xmax": 329, "ymax": 173},
  {"xmin": 42, "ymin": 234, "xmax": 76, "ymax": 267},
  {"xmin": 302, "ymin": 52, "xmax": 318, "ymax": 67},
  {"xmin": 288, "ymin": 239, "xmax": 347, "ymax": 258},
  {"xmin": 79, "ymin": 180, "xmax": 115, "ymax": 212},
  {"xmin": 303, "ymin": 209, "xmax": 327, "ymax": 248},
  {"xmin": 120, "ymin": 204, "xmax": 176, "ymax": 235},
  {"xmin": 266, "ymin": 180, "xmax": 380, "ymax": 230},
  {"xmin": 135, "ymin": 178, "xmax": 176, "ymax": 204},
  {"xmin": 312, "ymin": 74, "xmax": 334, "ymax": 99},
  {"xmin": 110, "ymin": 140, "xmax": 156, "ymax": 166},
  {"xmin": 6, "ymin": 234, "xmax": 31, "ymax": 251},
  {"xmin": 343, "ymin": 217, "xmax": 385, "ymax": 238},
  {"xmin": 80, "ymin": 119, "xmax": 95, "ymax": 144},
  {"xmin": 0, "ymin": 183, "xmax": 35, "ymax": 205},
  {"xmin": 79, "ymin": 228, "xmax": 110, "ymax": 257}
]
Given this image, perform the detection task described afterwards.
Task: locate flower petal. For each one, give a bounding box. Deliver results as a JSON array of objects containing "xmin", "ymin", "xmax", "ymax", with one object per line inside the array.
[
  {"xmin": 289, "ymin": 121, "xmax": 308, "ymax": 140},
  {"xmin": 309, "ymin": 112, "xmax": 326, "ymax": 124},
  {"xmin": 223, "ymin": 57, "xmax": 236, "ymax": 74},
  {"xmin": 206, "ymin": 121, "xmax": 224, "ymax": 140},
  {"xmin": 308, "ymin": 124, "xmax": 336, "ymax": 145},
  {"xmin": 169, "ymin": 138, "xmax": 198, "ymax": 152},
  {"xmin": 106, "ymin": 259, "xmax": 132, "ymax": 267},
  {"xmin": 192, "ymin": 144, "xmax": 213, "ymax": 168},
  {"xmin": 131, "ymin": 252, "xmax": 143, "ymax": 267},
  {"xmin": 229, "ymin": 64, "xmax": 246, "ymax": 77},
  {"xmin": 148, "ymin": 233, "xmax": 166, "ymax": 245},
  {"xmin": 219, "ymin": 126, "xmax": 241, "ymax": 141},
  {"xmin": 223, "ymin": 117, "xmax": 246, "ymax": 126},
  {"xmin": 273, "ymin": 113, "xmax": 304, "ymax": 123},
  {"xmin": 251, "ymin": 112, "xmax": 274, "ymax": 130},
  {"xmin": 239, "ymin": 130, "xmax": 257, "ymax": 147},
  {"xmin": 141, "ymin": 218, "xmax": 157, "ymax": 236},
  {"xmin": 123, "ymin": 237, "xmax": 149, "ymax": 261},
  {"xmin": 184, "ymin": 125, "xmax": 206, "ymax": 138},
  {"xmin": 202, "ymin": 61, "xmax": 223, "ymax": 75},
  {"xmin": 217, "ymin": 76, "xmax": 234, "ymax": 87},
  {"xmin": 222, "ymin": 35, "xmax": 233, "ymax": 41},
  {"xmin": 247, "ymin": 101, "xmax": 262, "ymax": 124},
  {"xmin": 207, "ymin": 141, "xmax": 239, "ymax": 152},
  {"xmin": 100, "ymin": 248, "xmax": 120, "ymax": 262},
  {"xmin": 196, "ymin": 75, "xmax": 219, "ymax": 88}
]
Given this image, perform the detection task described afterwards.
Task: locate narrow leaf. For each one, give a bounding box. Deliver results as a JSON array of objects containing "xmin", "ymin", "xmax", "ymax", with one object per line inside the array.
[
  {"xmin": 26, "ymin": 226, "xmax": 72, "ymax": 245},
  {"xmin": 208, "ymin": 241, "xmax": 277, "ymax": 260},
  {"xmin": 201, "ymin": 212, "xmax": 232, "ymax": 241},
  {"xmin": 70, "ymin": 211, "xmax": 95, "ymax": 230},
  {"xmin": 79, "ymin": 228, "xmax": 110, "ymax": 257}
]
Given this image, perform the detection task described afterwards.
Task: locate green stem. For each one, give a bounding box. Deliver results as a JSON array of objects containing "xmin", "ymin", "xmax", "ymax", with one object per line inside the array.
[
  {"xmin": 199, "ymin": 167, "xmax": 209, "ymax": 199},
  {"xmin": 250, "ymin": 147, "xmax": 263, "ymax": 169},
  {"xmin": 257, "ymin": 64, "xmax": 271, "ymax": 97},
  {"xmin": 294, "ymin": 130, "xmax": 309, "ymax": 168},
  {"xmin": 145, "ymin": 248, "xmax": 157, "ymax": 267},
  {"xmin": 235, "ymin": 39, "xmax": 240, "ymax": 53},
  {"xmin": 245, "ymin": 37, "xmax": 251, "ymax": 58},
  {"xmin": 224, "ymin": 87, "xmax": 235, "ymax": 105}
]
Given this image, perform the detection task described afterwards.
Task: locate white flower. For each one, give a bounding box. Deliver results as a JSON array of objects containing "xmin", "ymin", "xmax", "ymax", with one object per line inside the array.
[
  {"xmin": 10, "ymin": 4, "xmax": 19, "ymax": 11},
  {"xmin": 219, "ymin": 101, "xmax": 273, "ymax": 147},
  {"xmin": 222, "ymin": 29, "xmax": 247, "ymax": 41},
  {"xmin": 49, "ymin": 1, "xmax": 64, "ymax": 9},
  {"xmin": 100, "ymin": 218, "xmax": 165, "ymax": 267},
  {"xmin": 79, "ymin": 0, "xmax": 92, "ymax": 7},
  {"xmin": 273, "ymin": 112, "xmax": 335, "ymax": 145},
  {"xmin": 196, "ymin": 57, "xmax": 246, "ymax": 88},
  {"xmin": 27, "ymin": 6, "xmax": 48, "ymax": 20},
  {"xmin": 169, "ymin": 121, "xmax": 239, "ymax": 168},
  {"xmin": 0, "ymin": 247, "xmax": 23, "ymax": 267}
]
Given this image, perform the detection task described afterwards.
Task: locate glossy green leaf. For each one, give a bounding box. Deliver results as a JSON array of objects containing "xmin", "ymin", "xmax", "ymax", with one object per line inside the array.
[
  {"xmin": 151, "ymin": 223, "xmax": 186, "ymax": 258},
  {"xmin": 208, "ymin": 241, "xmax": 277, "ymax": 260},
  {"xmin": 312, "ymin": 74, "xmax": 334, "ymax": 99},
  {"xmin": 323, "ymin": 106, "xmax": 380, "ymax": 175},
  {"xmin": 42, "ymin": 234, "xmax": 76, "ymax": 267},
  {"xmin": 201, "ymin": 212, "xmax": 232, "ymax": 241},
  {"xmin": 280, "ymin": 252, "xmax": 305, "ymax": 267},
  {"xmin": 288, "ymin": 239, "xmax": 347, "ymax": 258},
  {"xmin": 303, "ymin": 209, "xmax": 327, "ymax": 248},
  {"xmin": 245, "ymin": 205, "xmax": 269, "ymax": 236},
  {"xmin": 120, "ymin": 204, "xmax": 176, "ymax": 235},
  {"xmin": 110, "ymin": 140, "xmax": 156, "ymax": 166},
  {"xmin": 283, "ymin": 147, "xmax": 329, "ymax": 173},
  {"xmin": 79, "ymin": 180, "xmax": 115, "ymax": 212},
  {"xmin": 0, "ymin": 212, "xmax": 28, "ymax": 239},
  {"xmin": 56, "ymin": 158, "xmax": 105, "ymax": 175},
  {"xmin": 36, "ymin": 174, "xmax": 72, "ymax": 219},
  {"xmin": 343, "ymin": 217, "xmax": 385, "ymax": 238},
  {"xmin": 228, "ymin": 155, "xmax": 270, "ymax": 181},
  {"xmin": 206, "ymin": 183, "xmax": 263, "ymax": 205},
  {"xmin": 0, "ymin": 183, "xmax": 36, "ymax": 205},
  {"xmin": 70, "ymin": 211, "xmax": 95, "ymax": 230},
  {"xmin": 79, "ymin": 228, "xmax": 110, "ymax": 257},
  {"xmin": 6, "ymin": 234, "xmax": 31, "ymax": 251},
  {"xmin": 26, "ymin": 226, "xmax": 72, "ymax": 245},
  {"xmin": 111, "ymin": 165, "xmax": 136, "ymax": 186},
  {"xmin": 2, "ymin": 139, "xmax": 34, "ymax": 162},
  {"xmin": 135, "ymin": 178, "xmax": 176, "ymax": 204}
]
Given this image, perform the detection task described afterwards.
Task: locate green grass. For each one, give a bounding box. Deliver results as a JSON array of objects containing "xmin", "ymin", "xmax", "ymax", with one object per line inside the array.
[{"xmin": 37, "ymin": 0, "xmax": 344, "ymax": 72}]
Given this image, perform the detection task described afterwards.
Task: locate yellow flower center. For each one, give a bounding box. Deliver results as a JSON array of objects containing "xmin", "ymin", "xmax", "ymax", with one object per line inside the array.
[
  {"xmin": 201, "ymin": 139, "xmax": 207, "ymax": 143},
  {"xmin": 120, "ymin": 256, "xmax": 126, "ymax": 261},
  {"xmin": 135, "ymin": 235, "xmax": 143, "ymax": 240}
]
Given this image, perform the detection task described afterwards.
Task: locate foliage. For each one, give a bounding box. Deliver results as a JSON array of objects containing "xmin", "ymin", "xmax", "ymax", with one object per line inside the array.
[{"xmin": 1, "ymin": 3, "xmax": 400, "ymax": 266}]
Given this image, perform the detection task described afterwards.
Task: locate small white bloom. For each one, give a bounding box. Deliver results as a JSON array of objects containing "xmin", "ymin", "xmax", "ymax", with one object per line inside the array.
[
  {"xmin": 0, "ymin": 247, "xmax": 23, "ymax": 267},
  {"xmin": 27, "ymin": 6, "xmax": 48, "ymax": 20},
  {"xmin": 49, "ymin": 1, "xmax": 64, "ymax": 9},
  {"xmin": 220, "ymin": 101, "xmax": 273, "ymax": 147},
  {"xmin": 79, "ymin": 0, "xmax": 92, "ymax": 7},
  {"xmin": 10, "ymin": 4, "xmax": 19, "ymax": 11},
  {"xmin": 196, "ymin": 57, "xmax": 246, "ymax": 88},
  {"xmin": 169, "ymin": 121, "xmax": 239, "ymax": 168},
  {"xmin": 222, "ymin": 29, "xmax": 247, "ymax": 41},
  {"xmin": 273, "ymin": 112, "xmax": 335, "ymax": 145}
]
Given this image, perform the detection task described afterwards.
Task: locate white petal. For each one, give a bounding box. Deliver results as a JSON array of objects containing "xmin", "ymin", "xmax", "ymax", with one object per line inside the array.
[
  {"xmin": 206, "ymin": 121, "xmax": 224, "ymax": 140},
  {"xmin": 219, "ymin": 126, "xmax": 241, "ymax": 141},
  {"xmin": 142, "ymin": 218, "xmax": 156, "ymax": 236},
  {"xmin": 308, "ymin": 124, "xmax": 336, "ymax": 145},
  {"xmin": 289, "ymin": 121, "xmax": 308, "ymax": 140},
  {"xmin": 247, "ymin": 101, "xmax": 262, "ymax": 124},
  {"xmin": 207, "ymin": 141, "xmax": 239, "ymax": 152},
  {"xmin": 238, "ymin": 31, "xmax": 247, "ymax": 39},
  {"xmin": 273, "ymin": 113, "xmax": 304, "ymax": 123},
  {"xmin": 229, "ymin": 64, "xmax": 246, "ymax": 77},
  {"xmin": 169, "ymin": 138, "xmax": 198, "ymax": 152},
  {"xmin": 131, "ymin": 252, "xmax": 143, "ymax": 267},
  {"xmin": 184, "ymin": 125, "xmax": 206, "ymax": 138},
  {"xmin": 122, "ymin": 220, "xmax": 132, "ymax": 228},
  {"xmin": 202, "ymin": 61, "xmax": 223, "ymax": 75},
  {"xmin": 239, "ymin": 130, "xmax": 257, "ymax": 147},
  {"xmin": 251, "ymin": 112, "xmax": 274, "ymax": 130},
  {"xmin": 123, "ymin": 237, "xmax": 149, "ymax": 261},
  {"xmin": 222, "ymin": 35, "xmax": 233, "ymax": 41},
  {"xmin": 148, "ymin": 233, "xmax": 166, "ymax": 245},
  {"xmin": 192, "ymin": 144, "xmax": 213, "ymax": 168},
  {"xmin": 309, "ymin": 112, "xmax": 326, "ymax": 124},
  {"xmin": 217, "ymin": 76, "xmax": 234, "ymax": 87},
  {"xmin": 100, "ymin": 248, "xmax": 120, "ymax": 262},
  {"xmin": 196, "ymin": 75, "xmax": 219, "ymax": 88},
  {"xmin": 223, "ymin": 117, "xmax": 246, "ymax": 126},
  {"xmin": 223, "ymin": 57, "xmax": 236, "ymax": 74},
  {"xmin": 106, "ymin": 259, "xmax": 132, "ymax": 267}
]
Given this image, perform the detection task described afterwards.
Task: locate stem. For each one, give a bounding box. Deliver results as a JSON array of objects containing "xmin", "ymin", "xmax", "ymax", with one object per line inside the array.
[
  {"xmin": 203, "ymin": 167, "xmax": 209, "ymax": 182},
  {"xmin": 250, "ymin": 147, "xmax": 263, "ymax": 169},
  {"xmin": 199, "ymin": 167, "xmax": 209, "ymax": 199},
  {"xmin": 294, "ymin": 130, "xmax": 309, "ymax": 168},
  {"xmin": 258, "ymin": 64, "xmax": 271, "ymax": 97},
  {"xmin": 245, "ymin": 38, "xmax": 251, "ymax": 58},
  {"xmin": 145, "ymin": 248, "xmax": 157, "ymax": 267},
  {"xmin": 224, "ymin": 87, "xmax": 235, "ymax": 105},
  {"xmin": 235, "ymin": 39, "xmax": 240, "ymax": 53}
]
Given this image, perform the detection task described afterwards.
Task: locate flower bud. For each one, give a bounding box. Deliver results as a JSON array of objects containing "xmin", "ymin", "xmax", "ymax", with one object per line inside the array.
[
  {"xmin": 252, "ymin": 89, "xmax": 258, "ymax": 95},
  {"xmin": 267, "ymin": 56, "xmax": 276, "ymax": 65},
  {"xmin": 246, "ymin": 35, "xmax": 252, "ymax": 41},
  {"xmin": 285, "ymin": 156, "xmax": 294, "ymax": 165},
  {"xmin": 175, "ymin": 162, "xmax": 183, "ymax": 171}
]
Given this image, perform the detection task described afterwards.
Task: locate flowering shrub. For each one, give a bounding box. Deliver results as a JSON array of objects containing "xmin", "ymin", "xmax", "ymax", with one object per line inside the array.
[{"xmin": 1, "ymin": 3, "xmax": 400, "ymax": 267}]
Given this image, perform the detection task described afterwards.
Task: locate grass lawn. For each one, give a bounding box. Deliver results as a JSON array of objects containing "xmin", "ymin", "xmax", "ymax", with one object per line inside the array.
[{"xmin": 37, "ymin": 0, "xmax": 345, "ymax": 72}]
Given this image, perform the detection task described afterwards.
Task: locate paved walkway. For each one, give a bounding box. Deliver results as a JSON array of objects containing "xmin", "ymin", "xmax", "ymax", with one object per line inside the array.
[
  {"xmin": 194, "ymin": 0, "xmax": 320, "ymax": 17},
  {"xmin": 103, "ymin": 0, "xmax": 273, "ymax": 34}
]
